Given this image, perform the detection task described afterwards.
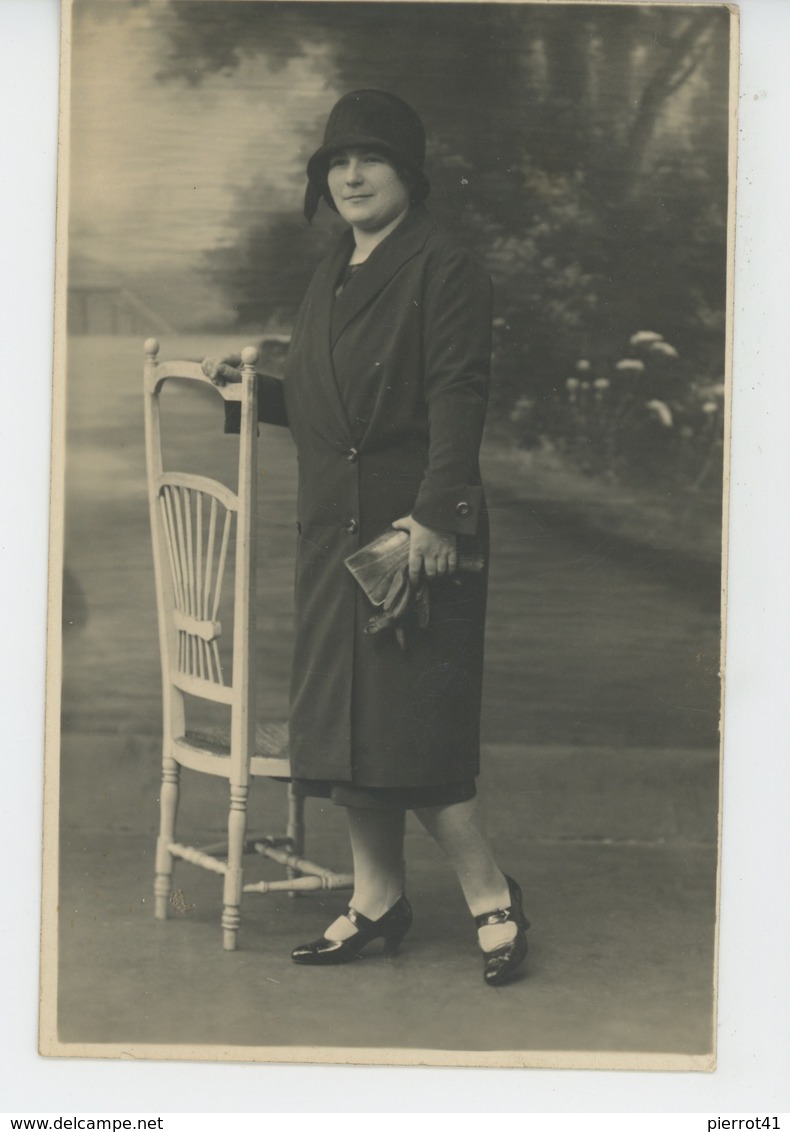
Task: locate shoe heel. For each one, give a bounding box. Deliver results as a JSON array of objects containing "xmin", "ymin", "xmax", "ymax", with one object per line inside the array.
[
  {"xmin": 292, "ymin": 895, "xmax": 412, "ymax": 966},
  {"xmin": 504, "ymin": 875, "xmax": 529, "ymax": 932},
  {"xmin": 382, "ymin": 900, "xmax": 413, "ymax": 955}
]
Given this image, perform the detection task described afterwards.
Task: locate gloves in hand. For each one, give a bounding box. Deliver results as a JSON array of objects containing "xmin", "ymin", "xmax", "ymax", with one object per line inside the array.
[
  {"xmin": 345, "ymin": 529, "xmax": 431, "ymax": 651},
  {"xmin": 365, "ymin": 566, "xmax": 430, "ymax": 650}
]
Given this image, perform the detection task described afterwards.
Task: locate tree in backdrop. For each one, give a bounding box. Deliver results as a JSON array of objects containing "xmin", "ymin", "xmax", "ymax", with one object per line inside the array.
[{"xmin": 158, "ymin": 2, "xmax": 730, "ymax": 406}]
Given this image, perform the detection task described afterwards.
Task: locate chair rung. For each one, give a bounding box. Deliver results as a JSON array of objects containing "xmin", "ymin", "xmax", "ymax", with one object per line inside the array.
[
  {"xmin": 172, "ymin": 671, "xmax": 234, "ymax": 705},
  {"xmin": 195, "ymin": 832, "xmax": 292, "ymax": 857},
  {"xmin": 157, "ymin": 470, "xmax": 238, "ymax": 513},
  {"xmin": 171, "ymin": 739, "xmax": 233, "ymax": 777},
  {"xmin": 243, "ymin": 873, "xmax": 354, "ymax": 895},
  {"xmin": 169, "ymin": 842, "xmax": 227, "ymax": 875},
  {"xmin": 253, "ymin": 839, "xmax": 351, "ymax": 881}
]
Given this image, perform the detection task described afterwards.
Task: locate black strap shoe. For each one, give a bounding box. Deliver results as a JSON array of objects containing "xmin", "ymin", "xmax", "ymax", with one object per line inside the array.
[
  {"xmin": 475, "ymin": 875, "xmax": 530, "ymax": 987},
  {"xmin": 291, "ymin": 895, "xmax": 413, "ymax": 966}
]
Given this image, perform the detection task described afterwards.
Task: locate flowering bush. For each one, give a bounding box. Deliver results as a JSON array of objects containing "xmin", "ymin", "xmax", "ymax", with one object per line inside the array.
[{"xmin": 508, "ymin": 330, "xmax": 725, "ymax": 494}]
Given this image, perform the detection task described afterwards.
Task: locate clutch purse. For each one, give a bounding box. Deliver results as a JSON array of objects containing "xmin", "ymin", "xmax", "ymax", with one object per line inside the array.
[{"xmin": 344, "ymin": 528, "xmax": 484, "ymax": 649}]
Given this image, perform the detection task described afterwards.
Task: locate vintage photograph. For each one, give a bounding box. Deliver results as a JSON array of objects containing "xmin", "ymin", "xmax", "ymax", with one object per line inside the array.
[{"xmin": 41, "ymin": 0, "xmax": 734, "ymax": 1067}]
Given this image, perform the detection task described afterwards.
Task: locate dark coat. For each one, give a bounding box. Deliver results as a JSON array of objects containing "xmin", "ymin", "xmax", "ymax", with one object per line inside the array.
[{"xmin": 244, "ymin": 207, "xmax": 492, "ymax": 788}]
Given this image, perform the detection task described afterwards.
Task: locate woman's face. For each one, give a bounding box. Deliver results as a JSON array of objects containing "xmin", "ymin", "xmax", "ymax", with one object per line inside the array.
[{"xmin": 326, "ymin": 148, "xmax": 411, "ymax": 233}]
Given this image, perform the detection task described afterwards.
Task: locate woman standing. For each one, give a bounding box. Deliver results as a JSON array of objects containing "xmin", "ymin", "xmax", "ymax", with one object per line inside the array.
[{"xmin": 204, "ymin": 90, "xmax": 529, "ymax": 985}]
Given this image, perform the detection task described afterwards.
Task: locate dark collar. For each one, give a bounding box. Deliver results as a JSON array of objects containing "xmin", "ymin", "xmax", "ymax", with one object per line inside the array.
[{"xmin": 329, "ymin": 207, "xmax": 435, "ymax": 346}]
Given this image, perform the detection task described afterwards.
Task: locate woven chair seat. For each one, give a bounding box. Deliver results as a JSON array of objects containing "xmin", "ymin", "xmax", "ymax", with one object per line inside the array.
[{"xmin": 184, "ymin": 722, "xmax": 290, "ymax": 760}]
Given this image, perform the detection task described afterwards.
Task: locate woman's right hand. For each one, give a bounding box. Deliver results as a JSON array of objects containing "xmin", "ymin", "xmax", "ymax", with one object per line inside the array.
[{"xmin": 201, "ymin": 354, "xmax": 243, "ymax": 385}]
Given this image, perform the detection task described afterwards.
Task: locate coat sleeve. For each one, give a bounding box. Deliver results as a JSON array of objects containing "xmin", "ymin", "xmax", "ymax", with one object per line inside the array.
[
  {"xmin": 411, "ymin": 242, "xmax": 492, "ymax": 536},
  {"xmin": 223, "ymin": 372, "xmax": 289, "ymax": 433}
]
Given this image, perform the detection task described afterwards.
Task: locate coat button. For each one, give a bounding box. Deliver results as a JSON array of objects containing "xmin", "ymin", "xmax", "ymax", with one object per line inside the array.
[
  {"xmin": 346, "ymin": 447, "xmax": 359, "ymax": 463},
  {"xmin": 455, "ymin": 501, "xmax": 471, "ymax": 517},
  {"xmin": 345, "ymin": 518, "xmax": 358, "ymax": 534}
]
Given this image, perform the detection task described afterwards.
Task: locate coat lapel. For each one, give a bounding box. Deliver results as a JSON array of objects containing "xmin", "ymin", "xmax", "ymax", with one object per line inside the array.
[
  {"xmin": 295, "ymin": 232, "xmax": 357, "ymax": 446},
  {"xmin": 330, "ymin": 208, "xmax": 435, "ymax": 349}
]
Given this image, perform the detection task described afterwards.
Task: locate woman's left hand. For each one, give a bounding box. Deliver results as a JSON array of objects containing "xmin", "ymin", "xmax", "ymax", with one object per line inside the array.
[{"xmin": 392, "ymin": 515, "xmax": 457, "ymax": 586}]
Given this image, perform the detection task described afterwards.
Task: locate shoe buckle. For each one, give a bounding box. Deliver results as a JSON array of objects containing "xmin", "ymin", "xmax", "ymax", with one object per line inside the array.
[{"xmin": 475, "ymin": 907, "xmax": 511, "ymax": 929}]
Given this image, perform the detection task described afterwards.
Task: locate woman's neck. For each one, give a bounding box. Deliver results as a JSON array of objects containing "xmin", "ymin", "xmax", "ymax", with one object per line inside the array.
[{"xmin": 349, "ymin": 207, "xmax": 409, "ymax": 265}]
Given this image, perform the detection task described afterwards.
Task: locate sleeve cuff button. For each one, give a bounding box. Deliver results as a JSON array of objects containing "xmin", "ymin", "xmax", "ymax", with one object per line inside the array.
[{"xmin": 455, "ymin": 501, "xmax": 471, "ymax": 517}]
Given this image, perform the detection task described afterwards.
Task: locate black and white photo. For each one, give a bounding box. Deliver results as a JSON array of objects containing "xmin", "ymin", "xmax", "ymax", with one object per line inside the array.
[{"xmin": 40, "ymin": 0, "xmax": 734, "ymax": 1070}]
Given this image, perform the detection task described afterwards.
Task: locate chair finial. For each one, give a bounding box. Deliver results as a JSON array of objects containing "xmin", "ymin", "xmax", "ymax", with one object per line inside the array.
[
  {"xmin": 144, "ymin": 338, "xmax": 160, "ymax": 359},
  {"xmin": 241, "ymin": 346, "xmax": 259, "ymax": 368}
]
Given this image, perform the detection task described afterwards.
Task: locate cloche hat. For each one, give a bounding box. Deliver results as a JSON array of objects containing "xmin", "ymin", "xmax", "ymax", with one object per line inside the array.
[{"xmin": 304, "ymin": 89, "xmax": 431, "ymax": 221}]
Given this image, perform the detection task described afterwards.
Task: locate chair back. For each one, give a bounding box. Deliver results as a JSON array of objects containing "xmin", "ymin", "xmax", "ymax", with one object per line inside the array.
[{"xmin": 143, "ymin": 339, "xmax": 260, "ymax": 782}]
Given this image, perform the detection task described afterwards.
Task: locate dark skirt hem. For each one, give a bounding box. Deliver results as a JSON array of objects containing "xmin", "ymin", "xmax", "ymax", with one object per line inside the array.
[{"xmin": 291, "ymin": 777, "xmax": 477, "ymax": 810}]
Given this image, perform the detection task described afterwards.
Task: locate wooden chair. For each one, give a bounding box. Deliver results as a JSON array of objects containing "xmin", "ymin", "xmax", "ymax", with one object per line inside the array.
[{"xmin": 143, "ymin": 337, "xmax": 352, "ymax": 950}]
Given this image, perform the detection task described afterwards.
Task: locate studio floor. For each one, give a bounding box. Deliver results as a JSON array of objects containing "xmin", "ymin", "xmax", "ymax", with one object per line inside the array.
[{"xmin": 55, "ymin": 743, "xmax": 718, "ymax": 1062}]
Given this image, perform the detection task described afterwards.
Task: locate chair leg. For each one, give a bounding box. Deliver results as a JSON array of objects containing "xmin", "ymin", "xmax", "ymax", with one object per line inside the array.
[
  {"xmin": 286, "ymin": 785, "xmax": 305, "ymax": 892},
  {"xmin": 222, "ymin": 783, "xmax": 249, "ymax": 951},
  {"xmin": 154, "ymin": 757, "xmax": 180, "ymax": 920},
  {"xmin": 287, "ymin": 785, "xmax": 305, "ymax": 857}
]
